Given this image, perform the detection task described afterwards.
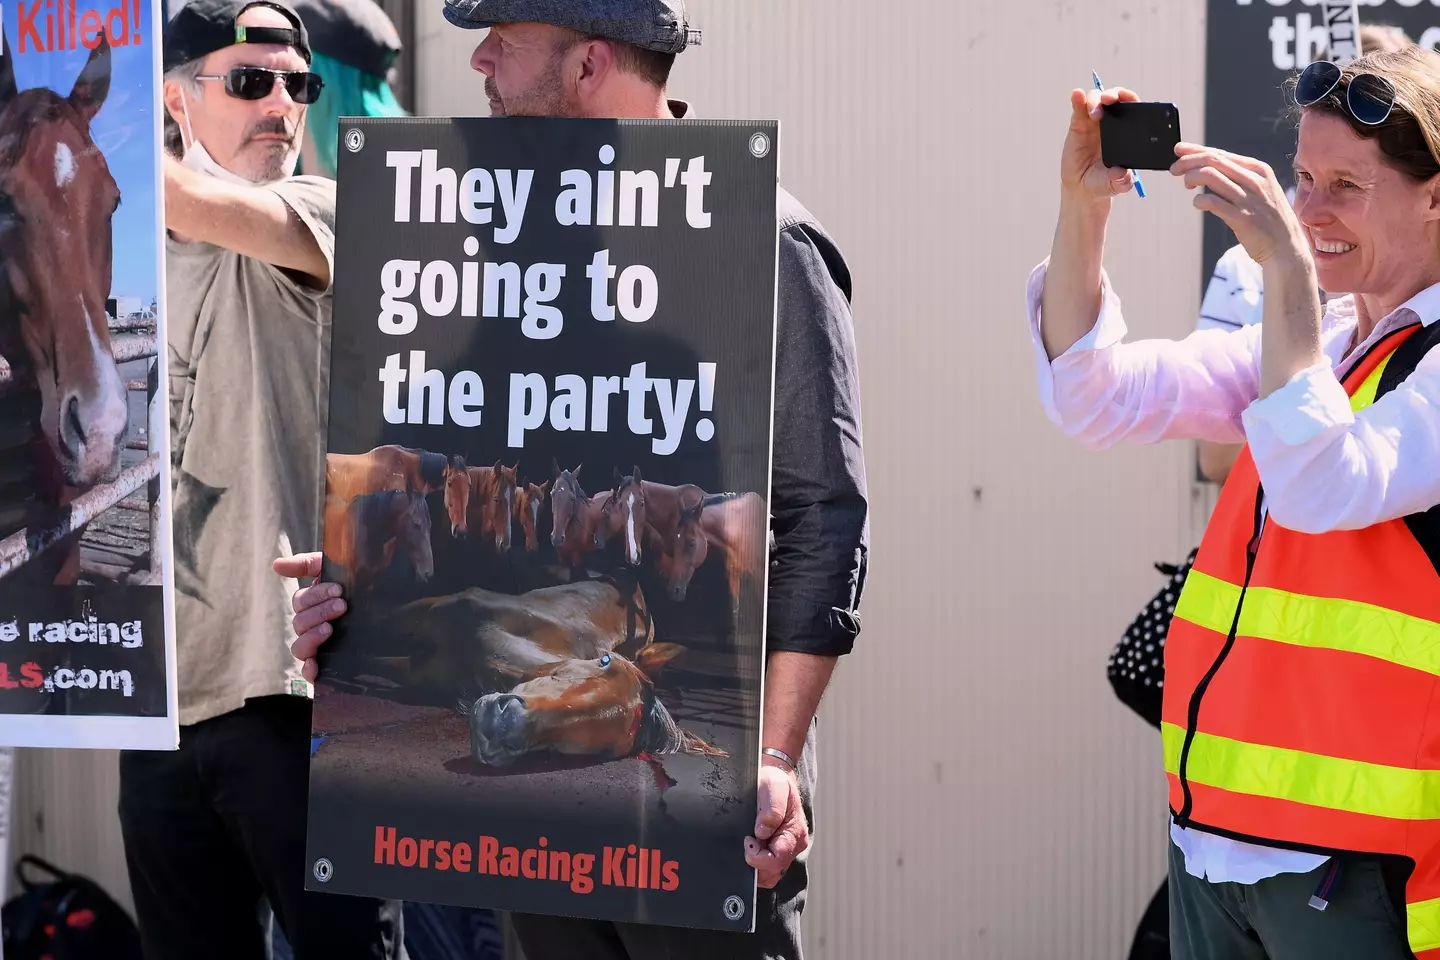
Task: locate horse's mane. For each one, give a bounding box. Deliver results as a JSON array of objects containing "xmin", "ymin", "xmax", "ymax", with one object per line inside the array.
[
  {"xmin": 561, "ymin": 472, "xmax": 589, "ymax": 503},
  {"xmin": 634, "ymin": 682, "xmax": 684, "ymax": 755},
  {"xmin": 417, "ymin": 450, "xmax": 446, "ymax": 489}
]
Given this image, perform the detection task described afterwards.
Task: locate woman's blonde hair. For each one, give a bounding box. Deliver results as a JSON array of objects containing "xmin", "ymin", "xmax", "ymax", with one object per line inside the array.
[{"xmin": 1288, "ymin": 45, "xmax": 1440, "ymax": 182}]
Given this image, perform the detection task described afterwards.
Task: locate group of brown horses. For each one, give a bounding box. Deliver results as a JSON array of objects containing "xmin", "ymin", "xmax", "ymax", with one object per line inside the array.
[
  {"xmin": 318, "ymin": 443, "xmax": 767, "ymax": 768},
  {"xmin": 322, "ymin": 443, "xmax": 767, "ymax": 610}
]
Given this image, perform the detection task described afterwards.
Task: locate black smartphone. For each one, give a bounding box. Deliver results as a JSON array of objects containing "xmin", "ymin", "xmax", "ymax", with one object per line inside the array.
[{"xmin": 1100, "ymin": 101, "xmax": 1181, "ymax": 171}]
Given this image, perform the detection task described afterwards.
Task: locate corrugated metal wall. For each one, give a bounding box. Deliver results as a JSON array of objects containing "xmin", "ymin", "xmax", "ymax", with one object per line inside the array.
[
  {"xmin": 11, "ymin": 748, "xmax": 132, "ymax": 914},
  {"xmin": 9, "ymin": 3, "xmax": 1217, "ymax": 958},
  {"xmin": 417, "ymin": 2, "xmax": 1213, "ymax": 956}
]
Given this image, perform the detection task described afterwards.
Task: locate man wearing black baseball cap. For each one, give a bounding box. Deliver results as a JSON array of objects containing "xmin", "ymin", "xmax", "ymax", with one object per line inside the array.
[
  {"xmin": 275, "ymin": 3, "xmax": 870, "ymax": 960},
  {"xmin": 116, "ymin": 2, "xmax": 405, "ymax": 958}
]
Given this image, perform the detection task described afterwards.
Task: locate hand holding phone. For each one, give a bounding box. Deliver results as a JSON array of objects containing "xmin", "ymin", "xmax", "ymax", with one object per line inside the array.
[{"xmin": 1100, "ymin": 101, "xmax": 1183, "ymax": 172}]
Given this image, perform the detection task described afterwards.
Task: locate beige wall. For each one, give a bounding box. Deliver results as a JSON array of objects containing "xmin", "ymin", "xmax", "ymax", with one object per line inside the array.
[
  {"xmin": 417, "ymin": 1, "xmax": 1213, "ymax": 956},
  {"xmin": 11, "ymin": 3, "xmax": 1216, "ymax": 958}
]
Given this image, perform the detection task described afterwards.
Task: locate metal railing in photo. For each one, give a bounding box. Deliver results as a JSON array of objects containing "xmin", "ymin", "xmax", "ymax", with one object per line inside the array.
[{"xmin": 0, "ymin": 327, "xmax": 163, "ymax": 585}]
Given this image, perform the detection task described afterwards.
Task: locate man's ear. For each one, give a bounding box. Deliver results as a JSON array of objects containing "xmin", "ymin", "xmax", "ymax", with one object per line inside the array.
[
  {"xmin": 573, "ymin": 37, "xmax": 616, "ymax": 102},
  {"xmin": 161, "ymin": 80, "xmax": 191, "ymax": 149}
]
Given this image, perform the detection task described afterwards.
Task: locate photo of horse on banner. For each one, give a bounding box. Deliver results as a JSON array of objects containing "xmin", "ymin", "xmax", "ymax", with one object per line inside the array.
[
  {"xmin": 0, "ymin": 34, "xmax": 163, "ymax": 594},
  {"xmin": 313, "ymin": 442, "xmax": 764, "ymax": 773}
]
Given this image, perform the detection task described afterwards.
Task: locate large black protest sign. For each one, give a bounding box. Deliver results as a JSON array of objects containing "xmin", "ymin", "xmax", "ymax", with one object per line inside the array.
[
  {"xmin": 304, "ymin": 116, "xmax": 779, "ymax": 932},
  {"xmin": 1202, "ymin": 0, "xmax": 1440, "ymax": 283}
]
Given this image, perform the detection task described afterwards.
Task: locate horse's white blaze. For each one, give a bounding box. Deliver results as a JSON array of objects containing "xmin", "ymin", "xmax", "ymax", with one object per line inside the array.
[
  {"xmin": 504, "ymin": 486, "xmax": 512, "ymax": 543},
  {"xmin": 77, "ymin": 296, "xmax": 127, "ymax": 476},
  {"xmin": 625, "ymin": 493, "xmax": 637, "ymax": 559},
  {"xmin": 54, "ymin": 142, "xmax": 75, "ymax": 188}
]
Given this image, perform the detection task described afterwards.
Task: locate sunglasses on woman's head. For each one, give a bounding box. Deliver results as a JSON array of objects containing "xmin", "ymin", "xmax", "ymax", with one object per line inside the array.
[
  {"xmin": 195, "ymin": 66, "xmax": 324, "ymax": 105},
  {"xmin": 1295, "ymin": 59, "xmax": 1396, "ymax": 126}
]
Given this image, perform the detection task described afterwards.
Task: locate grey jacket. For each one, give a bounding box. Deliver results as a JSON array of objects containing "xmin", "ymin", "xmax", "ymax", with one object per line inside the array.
[{"xmin": 767, "ymin": 186, "xmax": 869, "ymax": 659}]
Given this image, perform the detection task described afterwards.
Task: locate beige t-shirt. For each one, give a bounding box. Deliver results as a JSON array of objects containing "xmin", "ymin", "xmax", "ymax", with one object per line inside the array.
[{"xmin": 165, "ymin": 176, "xmax": 335, "ymax": 726}]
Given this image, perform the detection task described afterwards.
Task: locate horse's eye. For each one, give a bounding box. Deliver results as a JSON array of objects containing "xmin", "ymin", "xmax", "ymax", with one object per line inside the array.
[
  {"xmin": 599, "ymin": 654, "xmax": 611, "ymax": 667},
  {"xmin": 0, "ymin": 192, "xmax": 18, "ymax": 219}
]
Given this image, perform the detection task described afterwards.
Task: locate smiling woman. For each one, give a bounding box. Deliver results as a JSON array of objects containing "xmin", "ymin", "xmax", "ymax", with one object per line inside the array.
[
  {"xmin": 1027, "ymin": 44, "xmax": 1440, "ymax": 960},
  {"xmin": 1289, "ymin": 51, "xmax": 1440, "ymax": 318}
]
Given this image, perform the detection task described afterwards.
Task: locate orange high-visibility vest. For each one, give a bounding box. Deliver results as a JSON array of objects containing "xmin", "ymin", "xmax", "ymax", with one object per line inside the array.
[{"xmin": 1164, "ymin": 319, "xmax": 1440, "ymax": 959}]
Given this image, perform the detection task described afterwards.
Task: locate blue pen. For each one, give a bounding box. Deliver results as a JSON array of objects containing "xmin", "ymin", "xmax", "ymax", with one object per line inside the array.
[{"xmin": 1092, "ymin": 70, "xmax": 1147, "ymax": 199}]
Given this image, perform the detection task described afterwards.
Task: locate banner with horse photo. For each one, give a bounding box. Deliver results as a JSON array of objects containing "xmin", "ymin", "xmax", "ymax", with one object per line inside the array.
[
  {"xmin": 0, "ymin": 0, "xmax": 177, "ymax": 749},
  {"xmin": 304, "ymin": 116, "xmax": 780, "ymax": 931}
]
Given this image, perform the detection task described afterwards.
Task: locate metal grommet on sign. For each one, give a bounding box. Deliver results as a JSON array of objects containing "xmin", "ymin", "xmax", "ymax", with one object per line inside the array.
[
  {"xmin": 748, "ymin": 132, "xmax": 770, "ymax": 159},
  {"xmin": 344, "ymin": 128, "xmax": 365, "ymax": 153},
  {"xmin": 313, "ymin": 858, "xmax": 333, "ymax": 883},
  {"xmin": 723, "ymin": 895, "xmax": 745, "ymax": 920}
]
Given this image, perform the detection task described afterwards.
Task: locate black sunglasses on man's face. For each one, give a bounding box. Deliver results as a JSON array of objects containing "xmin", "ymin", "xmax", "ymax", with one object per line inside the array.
[
  {"xmin": 1295, "ymin": 59, "xmax": 1396, "ymax": 126},
  {"xmin": 195, "ymin": 66, "xmax": 324, "ymax": 105}
]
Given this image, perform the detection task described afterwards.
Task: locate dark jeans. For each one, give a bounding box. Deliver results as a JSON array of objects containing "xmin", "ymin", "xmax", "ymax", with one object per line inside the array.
[
  {"xmin": 1168, "ymin": 836, "xmax": 1412, "ymax": 960},
  {"xmin": 270, "ymin": 902, "xmax": 504, "ymax": 960},
  {"xmin": 509, "ymin": 722, "xmax": 817, "ymax": 960},
  {"xmin": 117, "ymin": 694, "xmax": 406, "ymax": 960}
]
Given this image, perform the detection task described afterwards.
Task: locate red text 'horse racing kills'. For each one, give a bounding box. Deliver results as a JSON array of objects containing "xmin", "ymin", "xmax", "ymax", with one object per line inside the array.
[{"xmin": 0, "ymin": 34, "xmax": 127, "ymax": 586}]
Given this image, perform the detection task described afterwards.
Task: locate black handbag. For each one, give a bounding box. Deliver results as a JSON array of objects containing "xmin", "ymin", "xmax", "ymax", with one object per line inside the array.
[
  {"xmin": 1107, "ymin": 548, "xmax": 1197, "ymax": 729},
  {"xmin": 1, "ymin": 855, "xmax": 142, "ymax": 960}
]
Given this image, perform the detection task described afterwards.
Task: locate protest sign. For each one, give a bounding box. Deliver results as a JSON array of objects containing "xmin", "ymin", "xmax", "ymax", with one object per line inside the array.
[
  {"xmin": 304, "ymin": 116, "xmax": 779, "ymax": 932},
  {"xmin": 0, "ymin": 0, "xmax": 177, "ymax": 750},
  {"xmin": 1202, "ymin": 0, "xmax": 1440, "ymax": 283}
]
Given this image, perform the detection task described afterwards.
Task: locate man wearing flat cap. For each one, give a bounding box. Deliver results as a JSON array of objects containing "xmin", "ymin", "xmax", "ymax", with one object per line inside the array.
[
  {"xmin": 117, "ymin": 2, "xmax": 406, "ymax": 957},
  {"xmin": 276, "ymin": 2, "xmax": 870, "ymax": 959}
]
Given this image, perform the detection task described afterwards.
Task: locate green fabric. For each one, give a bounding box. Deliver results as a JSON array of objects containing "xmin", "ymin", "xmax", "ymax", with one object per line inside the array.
[
  {"xmin": 1166, "ymin": 840, "xmax": 1412, "ymax": 960},
  {"xmin": 300, "ymin": 51, "xmax": 408, "ymax": 178}
]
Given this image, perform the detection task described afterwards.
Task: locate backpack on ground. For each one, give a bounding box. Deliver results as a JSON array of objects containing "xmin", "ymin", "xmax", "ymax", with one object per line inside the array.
[{"xmin": 1, "ymin": 854, "xmax": 142, "ymax": 960}]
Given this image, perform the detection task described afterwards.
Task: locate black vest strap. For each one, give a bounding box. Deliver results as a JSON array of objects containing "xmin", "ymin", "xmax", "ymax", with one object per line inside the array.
[{"xmin": 1374, "ymin": 320, "xmax": 1440, "ymax": 576}]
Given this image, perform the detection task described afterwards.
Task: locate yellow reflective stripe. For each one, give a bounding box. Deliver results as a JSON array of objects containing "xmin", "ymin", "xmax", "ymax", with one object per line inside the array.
[
  {"xmin": 1350, "ymin": 350, "xmax": 1394, "ymax": 412},
  {"xmin": 1174, "ymin": 569, "xmax": 1440, "ymax": 677},
  {"xmin": 1410, "ymin": 897, "xmax": 1440, "ymax": 955},
  {"xmin": 1161, "ymin": 722, "xmax": 1440, "ymax": 820}
]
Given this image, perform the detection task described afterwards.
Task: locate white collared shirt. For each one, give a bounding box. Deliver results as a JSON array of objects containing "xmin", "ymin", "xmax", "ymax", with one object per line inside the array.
[
  {"xmin": 1027, "ymin": 261, "xmax": 1440, "ymax": 883},
  {"xmin": 1029, "ymin": 264, "xmax": 1440, "ymax": 533},
  {"xmin": 1196, "ymin": 244, "xmax": 1265, "ymax": 334}
]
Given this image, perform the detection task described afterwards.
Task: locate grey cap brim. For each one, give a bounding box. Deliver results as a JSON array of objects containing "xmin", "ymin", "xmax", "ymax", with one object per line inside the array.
[{"xmin": 442, "ymin": 1, "xmax": 489, "ymax": 29}]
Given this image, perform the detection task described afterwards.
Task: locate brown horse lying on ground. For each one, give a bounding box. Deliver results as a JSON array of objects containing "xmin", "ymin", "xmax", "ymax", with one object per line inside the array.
[
  {"xmin": 326, "ymin": 444, "xmax": 448, "ymax": 503},
  {"xmin": 0, "ymin": 36, "xmax": 127, "ymax": 586},
  {"xmin": 350, "ymin": 575, "xmax": 725, "ymax": 767},
  {"xmin": 321, "ymin": 489, "xmax": 434, "ymax": 599},
  {"xmin": 469, "ymin": 646, "xmax": 726, "ymax": 767},
  {"xmin": 442, "ymin": 455, "xmax": 518, "ymax": 552}
]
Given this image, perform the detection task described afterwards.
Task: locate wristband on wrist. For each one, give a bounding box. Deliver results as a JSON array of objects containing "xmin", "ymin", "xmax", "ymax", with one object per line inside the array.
[{"xmin": 761, "ymin": 747, "xmax": 796, "ymax": 770}]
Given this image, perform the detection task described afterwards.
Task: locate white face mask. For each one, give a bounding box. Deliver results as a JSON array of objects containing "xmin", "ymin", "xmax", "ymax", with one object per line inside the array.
[{"xmin": 178, "ymin": 87, "xmax": 299, "ymax": 185}]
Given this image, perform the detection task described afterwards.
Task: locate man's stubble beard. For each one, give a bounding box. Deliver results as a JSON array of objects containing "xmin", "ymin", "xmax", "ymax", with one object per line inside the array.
[
  {"xmin": 248, "ymin": 142, "xmax": 297, "ymax": 181},
  {"xmin": 486, "ymin": 57, "xmax": 580, "ymax": 118},
  {"xmin": 241, "ymin": 114, "xmax": 300, "ymax": 182}
]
